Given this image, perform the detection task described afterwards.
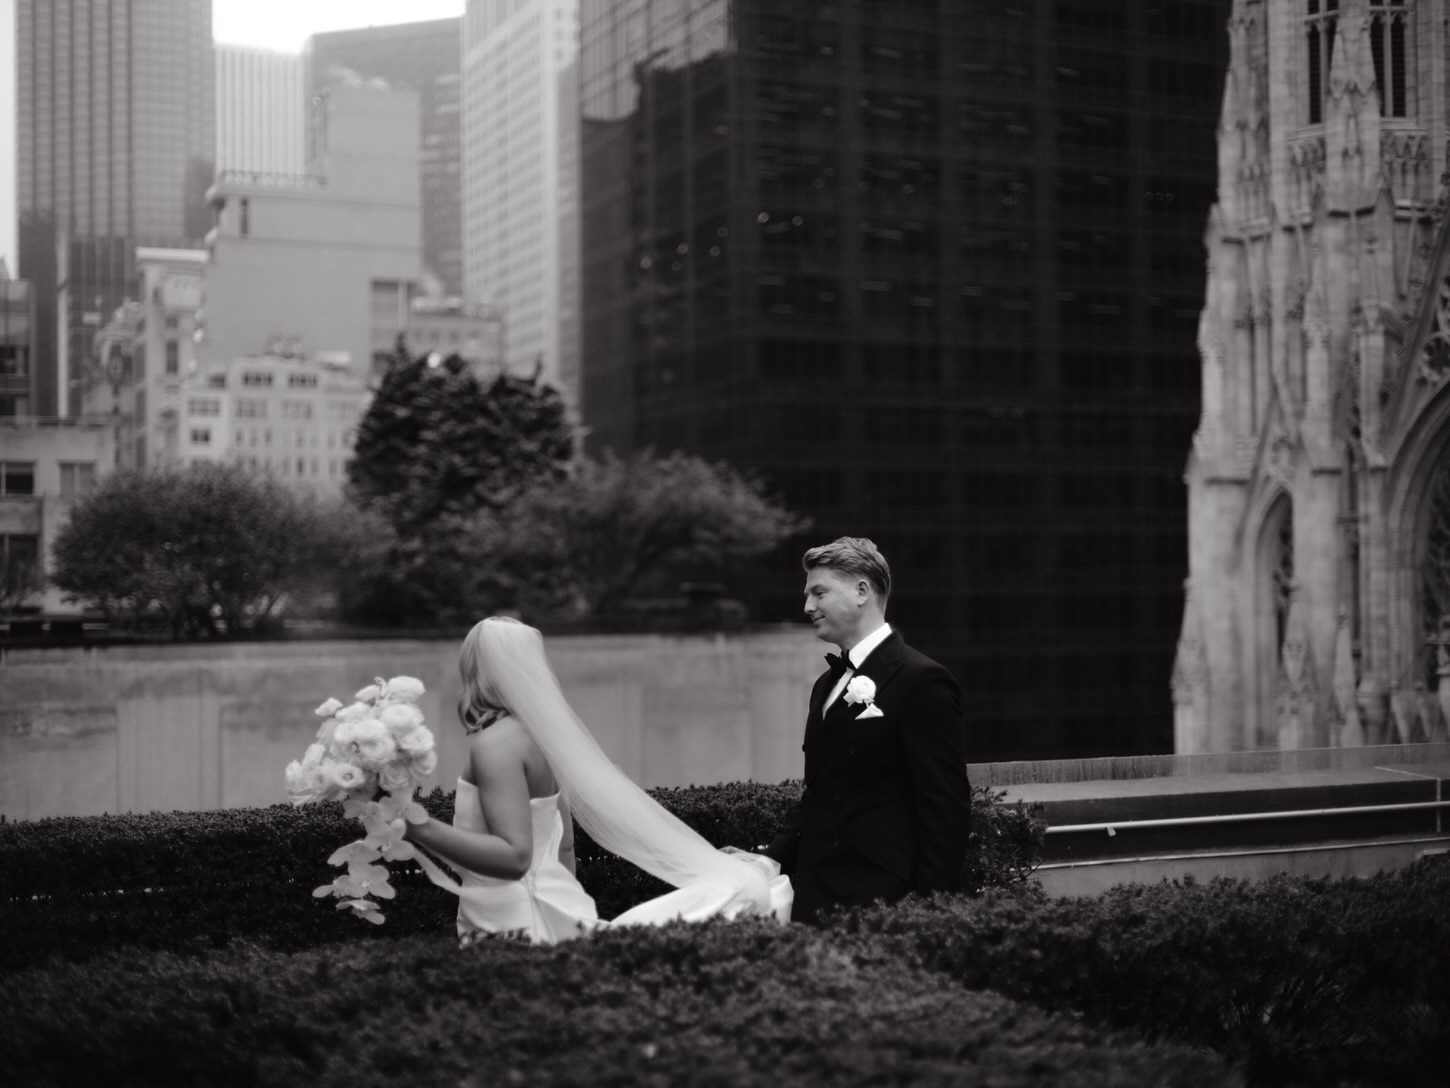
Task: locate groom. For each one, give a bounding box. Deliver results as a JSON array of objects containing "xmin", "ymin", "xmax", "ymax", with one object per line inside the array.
[{"xmin": 762, "ymin": 537, "xmax": 972, "ymax": 925}]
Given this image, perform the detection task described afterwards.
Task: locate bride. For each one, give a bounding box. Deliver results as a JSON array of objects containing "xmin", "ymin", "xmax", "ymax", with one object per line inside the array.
[{"xmin": 403, "ymin": 616, "xmax": 791, "ymax": 943}]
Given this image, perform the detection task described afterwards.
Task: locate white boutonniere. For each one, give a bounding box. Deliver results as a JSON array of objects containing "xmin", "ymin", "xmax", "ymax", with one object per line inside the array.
[{"xmin": 844, "ymin": 675, "xmax": 884, "ymax": 718}]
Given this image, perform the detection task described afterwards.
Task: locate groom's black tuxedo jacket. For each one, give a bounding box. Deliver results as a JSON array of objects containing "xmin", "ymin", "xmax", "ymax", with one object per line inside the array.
[{"xmin": 766, "ymin": 632, "xmax": 972, "ymax": 925}]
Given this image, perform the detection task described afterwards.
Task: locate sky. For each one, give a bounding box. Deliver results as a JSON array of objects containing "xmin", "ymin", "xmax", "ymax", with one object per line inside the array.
[{"xmin": 0, "ymin": 0, "xmax": 466, "ymax": 273}]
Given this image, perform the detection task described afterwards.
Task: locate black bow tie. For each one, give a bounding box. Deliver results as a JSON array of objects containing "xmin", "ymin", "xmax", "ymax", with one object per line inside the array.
[{"xmin": 825, "ymin": 652, "xmax": 853, "ymax": 673}]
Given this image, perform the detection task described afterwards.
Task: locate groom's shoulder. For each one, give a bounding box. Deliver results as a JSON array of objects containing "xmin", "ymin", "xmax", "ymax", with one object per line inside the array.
[{"xmin": 892, "ymin": 638, "xmax": 958, "ymax": 682}]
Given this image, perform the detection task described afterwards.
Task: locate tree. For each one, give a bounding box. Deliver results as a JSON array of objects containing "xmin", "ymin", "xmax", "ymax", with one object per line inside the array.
[
  {"xmin": 50, "ymin": 463, "xmax": 343, "ymax": 639},
  {"xmin": 470, "ymin": 448, "xmax": 810, "ymax": 622},
  {"xmin": 347, "ymin": 350, "xmax": 574, "ymax": 535}
]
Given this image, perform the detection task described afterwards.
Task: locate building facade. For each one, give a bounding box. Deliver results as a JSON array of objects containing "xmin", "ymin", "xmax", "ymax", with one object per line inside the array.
[
  {"xmin": 462, "ymin": 0, "xmax": 581, "ymax": 399},
  {"xmin": 87, "ymin": 247, "xmax": 206, "ymax": 470},
  {"xmin": 216, "ymin": 44, "xmax": 306, "ymax": 177},
  {"xmin": 14, "ymin": 0, "xmax": 215, "ymax": 418},
  {"xmin": 199, "ymin": 82, "xmax": 426, "ymax": 383},
  {"xmin": 306, "ymin": 18, "xmax": 464, "ymax": 299},
  {"xmin": 0, "ymin": 265, "xmax": 30, "ymax": 417},
  {"xmin": 1176, "ymin": 0, "xmax": 1450, "ymax": 753},
  {"xmin": 580, "ymin": 0, "xmax": 1230, "ymax": 760},
  {"xmin": 0, "ymin": 415, "xmax": 113, "ymax": 620},
  {"xmin": 187, "ymin": 351, "xmax": 370, "ymax": 495}
]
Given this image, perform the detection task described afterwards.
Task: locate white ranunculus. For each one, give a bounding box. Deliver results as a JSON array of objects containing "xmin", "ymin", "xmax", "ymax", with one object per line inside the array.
[
  {"xmin": 285, "ymin": 760, "xmax": 308, "ymax": 798},
  {"xmin": 335, "ymin": 701, "xmax": 371, "ymax": 723},
  {"xmin": 395, "ymin": 724, "xmax": 434, "ymax": 756},
  {"xmin": 379, "ymin": 703, "xmax": 424, "ymax": 733},
  {"xmin": 335, "ymin": 716, "xmax": 389, "ymax": 750},
  {"xmin": 844, "ymin": 675, "xmax": 877, "ymax": 706},
  {"xmin": 302, "ymin": 743, "xmax": 326, "ymax": 769},
  {"xmin": 383, "ymin": 676, "xmax": 425, "ymax": 703},
  {"xmin": 354, "ymin": 684, "xmax": 382, "ymax": 704},
  {"xmin": 314, "ymin": 697, "xmax": 343, "ymax": 718},
  {"xmin": 411, "ymin": 749, "xmax": 438, "ymax": 776},
  {"xmin": 354, "ymin": 731, "xmax": 398, "ymax": 767},
  {"xmin": 378, "ymin": 761, "xmax": 414, "ymax": 795},
  {"xmin": 330, "ymin": 761, "xmax": 367, "ymax": 791}
]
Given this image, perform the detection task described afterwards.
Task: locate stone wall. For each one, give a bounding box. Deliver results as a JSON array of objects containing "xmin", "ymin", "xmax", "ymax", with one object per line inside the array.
[{"xmin": 0, "ymin": 629, "xmax": 824, "ymax": 821}]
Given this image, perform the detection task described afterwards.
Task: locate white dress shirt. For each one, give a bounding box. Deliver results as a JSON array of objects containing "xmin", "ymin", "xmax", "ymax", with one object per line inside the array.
[{"xmin": 823, "ymin": 622, "xmax": 893, "ymax": 710}]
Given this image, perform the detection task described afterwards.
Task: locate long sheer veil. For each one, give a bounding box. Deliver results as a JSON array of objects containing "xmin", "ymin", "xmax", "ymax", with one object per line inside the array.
[{"xmin": 467, "ymin": 618, "xmax": 771, "ymax": 913}]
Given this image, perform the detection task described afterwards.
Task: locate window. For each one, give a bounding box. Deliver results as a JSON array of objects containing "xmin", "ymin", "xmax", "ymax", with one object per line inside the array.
[
  {"xmin": 165, "ymin": 340, "xmax": 180, "ymax": 375},
  {"xmin": 1306, "ymin": 1, "xmax": 1339, "ymax": 124},
  {"xmin": 287, "ymin": 373, "xmax": 318, "ymax": 388},
  {"xmin": 208, "ymin": 373, "xmax": 226, "ymax": 389},
  {"xmin": 59, "ymin": 462, "xmax": 96, "ymax": 497},
  {"xmin": 187, "ymin": 397, "xmax": 221, "ymax": 417},
  {"xmin": 0, "ymin": 461, "xmax": 35, "ymax": 495},
  {"xmin": 242, "ymin": 371, "xmax": 274, "ymax": 387},
  {"xmin": 282, "ymin": 400, "xmax": 313, "ymax": 421},
  {"xmin": 1, "ymin": 534, "xmax": 40, "ymax": 594},
  {"xmin": 240, "ymin": 197, "xmax": 250, "ymax": 236},
  {"xmin": 1370, "ymin": 1, "xmax": 1411, "ymax": 118},
  {"xmin": 190, "ymin": 427, "xmax": 211, "ymax": 445},
  {"xmin": 236, "ymin": 398, "xmax": 266, "ymax": 419}
]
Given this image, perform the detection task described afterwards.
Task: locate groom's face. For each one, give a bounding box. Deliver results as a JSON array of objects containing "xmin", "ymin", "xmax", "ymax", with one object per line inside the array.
[{"xmin": 803, "ymin": 566, "xmax": 861, "ymax": 646}]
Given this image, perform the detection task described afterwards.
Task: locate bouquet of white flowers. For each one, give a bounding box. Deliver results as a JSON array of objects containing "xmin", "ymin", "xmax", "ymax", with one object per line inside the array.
[{"xmin": 285, "ymin": 675, "xmax": 437, "ymax": 924}]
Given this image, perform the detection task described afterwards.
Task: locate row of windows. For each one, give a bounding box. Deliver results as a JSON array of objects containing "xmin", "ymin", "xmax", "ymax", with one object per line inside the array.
[{"xmin": 0, "ymin": 461, "xmax": 96, "ymax": 497}]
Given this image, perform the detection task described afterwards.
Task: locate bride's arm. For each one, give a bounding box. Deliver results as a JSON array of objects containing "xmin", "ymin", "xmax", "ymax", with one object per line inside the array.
[{"xmin": 404, "ymin": 729, "xmax": 534, "ymax": 880}]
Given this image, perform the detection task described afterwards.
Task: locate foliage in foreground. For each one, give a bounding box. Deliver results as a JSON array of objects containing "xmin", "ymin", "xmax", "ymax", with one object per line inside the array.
[
  {"xmin": 0, "ymin": 781, "xmax": 1044, "ymax": 971},
  {"xmin": 830, "ymin": 856, "xmax": 1450, "ymax": 1088},
  {"xmin": 0, "ymin": 919, "xmax": 1240, "ymax": 1088}
]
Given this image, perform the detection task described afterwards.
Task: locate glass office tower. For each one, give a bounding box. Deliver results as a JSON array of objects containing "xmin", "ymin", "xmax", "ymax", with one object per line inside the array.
[
  {"xmin": 15, "ymin": 0, "xmax": 214, "ymax": 418},
  {"xmin": 580, "ymin": 0, "xmax": 1229, "ymax": 759}
]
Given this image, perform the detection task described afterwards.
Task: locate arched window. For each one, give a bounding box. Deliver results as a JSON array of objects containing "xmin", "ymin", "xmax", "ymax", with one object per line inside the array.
[
  {"xmin": 1370, "ymin": 1, "xmax": 1413, "ymax": 118},
  {"xmin": 1306, "ymin": 1, "xmax": 1339, "ymax": 124},
  {"xmin": 1420, "ymin": 457, "xmax": 1450, "ymax": 689}
]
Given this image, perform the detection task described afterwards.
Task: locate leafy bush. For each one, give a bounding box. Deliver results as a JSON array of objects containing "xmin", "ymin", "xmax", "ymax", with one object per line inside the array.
[
  {"xmin": 0, "ymin": 780, "xmax": 1043, "ymax": 971},
  {"xmin": 0, "ymin": 918, "xmax": 1241, "ymax": 1088},
  {"xmin": 828, "ymin": 856, "xmax": 1450, "ymax": 1087}
]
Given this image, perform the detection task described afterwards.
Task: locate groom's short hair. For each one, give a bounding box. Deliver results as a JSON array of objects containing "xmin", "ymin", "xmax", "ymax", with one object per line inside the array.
[{"xmin": 802, "ymin": 537, "xmax": 892, "ymax": 603}]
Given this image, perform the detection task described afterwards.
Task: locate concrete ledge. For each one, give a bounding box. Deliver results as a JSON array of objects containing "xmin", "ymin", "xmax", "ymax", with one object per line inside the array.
[{"xmin": 966, "ymin": 745, "xmax": 1450, "ymax": 889}]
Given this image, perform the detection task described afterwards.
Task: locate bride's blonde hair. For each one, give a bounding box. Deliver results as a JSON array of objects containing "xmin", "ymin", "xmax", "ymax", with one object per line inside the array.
[{"xmin": 458, "ymin": 615, "xmax": 525, "ymax": 732}]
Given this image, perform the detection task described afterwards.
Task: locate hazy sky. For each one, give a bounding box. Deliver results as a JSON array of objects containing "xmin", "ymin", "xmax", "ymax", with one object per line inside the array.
[{"xmin": 0, "ymin": 0, "xmax": 466, "ymax": 272}]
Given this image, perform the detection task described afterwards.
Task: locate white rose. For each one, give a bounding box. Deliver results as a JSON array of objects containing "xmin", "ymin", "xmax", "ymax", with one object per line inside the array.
[
  {"xmin": 395, "ymin": 724, "xmax": 434, "ymax": 756},
  {"xmin": 383, "ymin": 676, "xmax": 425, "ymax": 703},
  {"xmin": 330, "ymin": 761, "xmax": 367, "ymax": 791},
  {"xmin": 411, "ymin": 749, "xmax": 438, "ymax": 776},
  {"xmin": 378, "ymin": 761, "xmax": 414, "ymax": 795},
  {"xmin": 314, "ymin": 697, "xmax": 343, "ymax": 718},
  {"xmin": 355, "ymin": 731, "xmax": 397, "ymax": 767},
  {"xmin": 285, "ymin": 760, "xmax": 308, "ymax": 798},
  {"xmin": 379, "ymin": 703, "xmax": 424, "ymax": 734},
  {"xmin": 335, "ymin": 701, "xmax": 371, "ymax": 723},
  {"xmin": 844, "ymin": 675, "xmax": 877, "ymax": 706},
  {"xmin": 335, "ymin": 716, "xmax": 389, "ymax": 751}
]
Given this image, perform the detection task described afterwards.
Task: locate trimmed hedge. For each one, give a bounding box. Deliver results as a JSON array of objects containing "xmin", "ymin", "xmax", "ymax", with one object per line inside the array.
[
  {"xmin": 828, "ymin": 856, "xmax": 1450, "ymax": 1087},
  {"xmin": 0, "ymin": 781, "xmax": 1044, "ymax": 971},
  {"xmin": 0, "ymin": 918, "xmax": 1240, "ymax": 1088}
]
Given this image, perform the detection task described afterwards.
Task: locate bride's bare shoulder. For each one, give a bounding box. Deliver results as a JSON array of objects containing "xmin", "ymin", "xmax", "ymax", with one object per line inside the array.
[{"xmin": 468, "ymin": 714, "xmax": 528, "ymax": 754}]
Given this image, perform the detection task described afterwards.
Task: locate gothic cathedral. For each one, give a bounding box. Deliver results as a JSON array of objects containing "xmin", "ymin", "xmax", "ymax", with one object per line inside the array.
[{"xmin": 1175, "ymin": 0, "xmax": 1450, "ymax": 752}]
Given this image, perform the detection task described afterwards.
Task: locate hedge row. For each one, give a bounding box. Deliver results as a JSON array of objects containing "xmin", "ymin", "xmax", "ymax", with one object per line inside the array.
[
  {"xmin": 0, "ymin": 781, "xmax": 1044, "ymax": 971},
  {"xmin": 828, "ymin": 856, "xmax": 1450, "ymax": 1088},
  {"xmin": 0, "ymin": 917, "xmax": 1240, "ymax": 1088}
]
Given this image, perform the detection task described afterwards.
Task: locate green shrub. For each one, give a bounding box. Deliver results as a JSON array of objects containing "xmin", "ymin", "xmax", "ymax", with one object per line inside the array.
[
  {"xmin": 0, "ymin": 918, "xmax": 1240, "ymax": 1088},
  {"xmin": 828, "ymin": 856, "xmax": 1450, "ymax": 1087},
  {"xmin": 0, "ymin": 780, "xmax": 1043, "ymax": 971}
]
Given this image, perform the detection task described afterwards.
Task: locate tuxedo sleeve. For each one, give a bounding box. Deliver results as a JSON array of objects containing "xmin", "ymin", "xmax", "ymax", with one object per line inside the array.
[{"xmin": 901, "ymin": 662, "xmax": 971, "ymax": 895}]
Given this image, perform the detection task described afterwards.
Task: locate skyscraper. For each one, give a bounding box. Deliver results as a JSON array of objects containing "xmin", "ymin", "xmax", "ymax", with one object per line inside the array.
[
  {"xmin": 580, "ymin": 0, "xmax": 1230, "ymax": 760},
  {"xmin": 14, "ymin": 0, "xmax": 215, "ymax": 417},
  {"xmin": 216, "ymin": 43, "xmax": 305, "ymax": 177},
  {"xmin": 306, "ymin": 18, "xmax": 464, "ymax": 300},
  {"xmin": 462, "ymin": 0, "xmax": 580, "ymax": 398}
]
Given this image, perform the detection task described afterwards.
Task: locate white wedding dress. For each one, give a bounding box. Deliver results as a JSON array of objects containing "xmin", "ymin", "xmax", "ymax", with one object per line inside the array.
[{"xmin": 438, "ymin": 778, "xmax": 791, "ymax": 944}]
